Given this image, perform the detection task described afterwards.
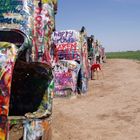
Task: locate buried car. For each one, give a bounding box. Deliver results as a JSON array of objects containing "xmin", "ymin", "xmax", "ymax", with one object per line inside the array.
[
  {"xmin": 0, "ymin": 0, "xmax": 57, "ymax": 139},
  {"xmin": 52, "ymin": 28, "xmax": 89, "ymax": 96},
  {"xmin": 53, "ymin": 60, "xmax": 80, "ymax": 96}
]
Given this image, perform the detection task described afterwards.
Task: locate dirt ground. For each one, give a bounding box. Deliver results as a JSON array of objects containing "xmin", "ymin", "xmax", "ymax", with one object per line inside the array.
[{"xmin": 52, "ymin": 59, "xmax": 140, "ymax": 140}]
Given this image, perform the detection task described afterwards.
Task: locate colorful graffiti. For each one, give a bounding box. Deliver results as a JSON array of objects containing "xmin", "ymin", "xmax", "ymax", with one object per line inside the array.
[
  {"xmin": 53, "ymin": 30, "xmax": 78, "ymax": 44},
  {"xmin": 54, "ymin": 60, "xmax": 80, "ymax": 96},
  {"xmin": 55, "ymin": 42, "xmax": 80, "ymax": 61},
  {"xmin": 88, "ymin": 39, "xmax": 105, "ymax": 64},
  {"xmin": 0, "ymin": 0, "xmax": 57, "ymax": 64},
  {"xmin": 52, "ymin": 30, "xmax": 80, "ymax": 61},
  {"xmin": 52, "ymin": 29, "xmax": 89, "ymax": 96},
  {"xmin": 32, "ymin": 1, "xmax": 56, "ymax": 63},
  {"xmin": 0, "ymin": 0, "xmax": 57, "ymax": 139},
  {"xmin": 23, "ymin": 118, "xmax": 51, "ymax": 140},
  {"xmin": 0, "ymin": 0, "xmax": 33, "ymax": 35},
  {"xmin": 0, "ymin": 42, "xmax": 18, "ymax": 140},
  {"xmin": 80, "ymin": 32, "xmax": 89, "ymax": 93}
]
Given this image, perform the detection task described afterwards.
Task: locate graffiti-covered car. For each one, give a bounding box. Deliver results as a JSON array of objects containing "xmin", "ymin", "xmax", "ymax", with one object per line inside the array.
[
  {"xmin": 52, "ymin": 28, "xmax": 89, "ymax": 96},
  {"xmin": 0, "ymin": 0, "xmax": 57, "ymax": 139},
  {"xmin": 53, "ymin": 60, "xmax": 80, "ymax": 96}
]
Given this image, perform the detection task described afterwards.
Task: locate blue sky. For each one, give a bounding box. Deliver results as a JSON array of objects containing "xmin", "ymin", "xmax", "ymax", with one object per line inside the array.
[{"xmin": 55, "ymin": 0, "xmax": 140, "ymax": 52}]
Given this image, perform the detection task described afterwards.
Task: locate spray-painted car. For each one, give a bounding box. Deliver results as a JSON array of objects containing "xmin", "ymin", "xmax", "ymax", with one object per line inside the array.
[
  {"xmin": 0, "ymin": 0, "xmax": 57, "ymax": 139},
  {"xmin": 52, "ymin": 28, "xmax": 89, "ymax": 96}
]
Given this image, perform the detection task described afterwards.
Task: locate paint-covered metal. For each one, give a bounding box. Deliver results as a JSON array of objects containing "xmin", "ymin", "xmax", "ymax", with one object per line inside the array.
[
  {"xmin": 0, "ymin": 0, "xmax": 57, "ymax": 63},
  {"xmin": 0, "ymin": 0, "xmax": 57, "ymax": 139},
  {"xmin": 54, "ymin": 60, "xmax": 80, "ymax": 96},
  {"xmin": 0, "ymin": 42, "xmax": 18, "ymax": 140},
  {"xmin": 52, "ymin": 29, "xmax": 89, "ymax": 96}
]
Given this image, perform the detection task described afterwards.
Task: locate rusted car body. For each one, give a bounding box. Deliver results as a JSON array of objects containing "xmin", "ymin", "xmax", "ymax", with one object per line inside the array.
[
  {"xmin": 0, "ymin": 0, "xmax": 57, "ymax": 139},
  {"xmin": 52, "ymin": 29, "xmax": 89, "ymax": 96}
]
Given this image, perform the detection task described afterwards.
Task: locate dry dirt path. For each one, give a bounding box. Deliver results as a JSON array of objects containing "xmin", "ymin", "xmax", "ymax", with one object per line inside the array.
[{"xmin": 52, "ymin": 59, "xmax": 140, "ymax": 140}]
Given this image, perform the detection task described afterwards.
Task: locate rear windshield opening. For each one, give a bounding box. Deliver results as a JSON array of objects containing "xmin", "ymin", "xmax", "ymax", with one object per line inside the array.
[
  {"xmin": 9, "ymin": 59, "xmax": 53, "ymax": 116},
  {"xmin": 0, "ymin": 30, "xmax": 25, "ymax": 48}
]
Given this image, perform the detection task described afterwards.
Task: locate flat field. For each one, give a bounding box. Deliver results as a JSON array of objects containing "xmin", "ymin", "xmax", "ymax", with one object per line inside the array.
[{"xmin": 106, "ymin": 51, "xmax": 140, "ymax": 60}]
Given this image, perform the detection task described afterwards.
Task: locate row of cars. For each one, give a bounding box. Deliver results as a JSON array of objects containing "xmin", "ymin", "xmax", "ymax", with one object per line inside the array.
[
  {"xmin": 52, "ymin": 28, "xmax": 105, "ymax": 96},
  {"xmin": 0, "ymin": 0, "xmax": 105, "ymax": 139},
  {"xmin": 52, "ymin": 28, "xmax": 89, "ymax": 96}
]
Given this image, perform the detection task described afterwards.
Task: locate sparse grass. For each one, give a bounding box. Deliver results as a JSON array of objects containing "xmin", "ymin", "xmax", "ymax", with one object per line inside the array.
[{"xmin": 106, "ymin": 51, "xmax": 140, "ymax": 60}]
